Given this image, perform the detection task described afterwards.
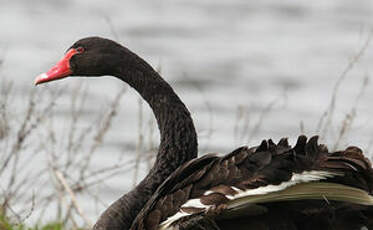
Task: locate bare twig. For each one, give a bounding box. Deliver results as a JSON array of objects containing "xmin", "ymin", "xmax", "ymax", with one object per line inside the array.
[
  {"xmin": 318, "ymin": 31, "xmax": 372, "ymax": 138},
  {"xmin": 54, "ymin": 170, "xmax": 93, "ymax": 228},
  {"xmin": 332, "ymin": 75, "xmax": 369, "ymax": 151},
  {"xmin": 133, "ymin": 97, "xmax": 144, "ymax": 187},
  {"xmin": 79, "ymin": 88, "xmax": 126, "ymax": 181}
]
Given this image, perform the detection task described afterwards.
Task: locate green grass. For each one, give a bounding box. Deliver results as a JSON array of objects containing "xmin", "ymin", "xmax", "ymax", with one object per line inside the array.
[{"xmin": 0, "ymin": 215, "xmax": 65, "ymax": 230}]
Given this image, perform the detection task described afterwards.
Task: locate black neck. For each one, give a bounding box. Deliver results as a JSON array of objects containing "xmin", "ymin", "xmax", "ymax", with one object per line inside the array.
[{"xmin": 92, "ymin": 49, "xmax": 198, "ymax": 230}]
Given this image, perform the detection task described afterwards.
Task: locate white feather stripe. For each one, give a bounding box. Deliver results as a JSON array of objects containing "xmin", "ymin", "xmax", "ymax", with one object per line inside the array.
[
  {"xmin": 203, "ymin": 186, "xmax": 242, "ymax": 196},
  {"xmin": 225, "ymin": 182, "xmax": 373, "ymax": 212},
  {"xmin": 158, "ymin": 170, "xmax": 340, "ymax": 229},
  {"xmin": 231, "ymin": 170, "xmax": 340, "ymax": 199},
  {"xmin": 160, "ymin": 198, "xmax": 212, "ymax": 229},
  {"xmin": 231, "ymin": 186, "xmax": 242, "ymax": 192},
  {"xmin": 158, "ymin": 210, "xmax": 190, "ymax": 230},
  {"xmin": 203, "ymin": 190, "xmax": 214, "ymax": 196},
  {"xmin": 181, "ymin": 198, "xmax": 208, "ymax": 209}
]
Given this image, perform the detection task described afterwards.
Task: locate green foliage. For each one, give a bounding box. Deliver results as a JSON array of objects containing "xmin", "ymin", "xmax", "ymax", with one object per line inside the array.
[{"xmin": 0, "ymin": 215, "xmax": 65, "ymax": 230}]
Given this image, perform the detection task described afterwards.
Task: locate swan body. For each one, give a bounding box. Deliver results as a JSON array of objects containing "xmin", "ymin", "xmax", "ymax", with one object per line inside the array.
[
  {"xmin": 132, "ymin": 136, "xmax": 373, "ymax": 230},
  {"xmin": 36, "ymin": 37, "xmax": 373, "ymax": 230}
]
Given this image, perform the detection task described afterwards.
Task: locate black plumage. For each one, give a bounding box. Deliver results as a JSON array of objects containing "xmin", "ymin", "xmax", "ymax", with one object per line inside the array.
[
  {"xmin": 132, "ymin": 136, "xmax": 373, "ymax": 230},
  {"xmin": 36, "ymin": 37, "xmax": 373, "ymax": 230}
]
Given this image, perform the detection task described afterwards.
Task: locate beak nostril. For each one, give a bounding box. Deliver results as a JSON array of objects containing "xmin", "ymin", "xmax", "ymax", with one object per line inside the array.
[{"xmin": 76, "ymin": 47, "xmax": 85, "ymax": 53}]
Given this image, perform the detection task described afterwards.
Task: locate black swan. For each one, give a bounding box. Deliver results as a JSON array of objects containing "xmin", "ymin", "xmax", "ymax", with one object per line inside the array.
[{"xmin": 35, "ymin": 37, "xmax": 373, "ymax": 230}]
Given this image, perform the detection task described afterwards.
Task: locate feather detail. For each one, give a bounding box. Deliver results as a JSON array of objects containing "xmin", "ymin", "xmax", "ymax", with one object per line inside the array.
[{"xmin": 131, "ymin": 136, "xmax": 373, "ymax": 230}]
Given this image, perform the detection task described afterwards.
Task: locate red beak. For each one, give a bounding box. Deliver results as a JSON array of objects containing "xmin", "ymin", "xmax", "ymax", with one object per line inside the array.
[{"xmin": 34, "ymin": 49, "xmax": 78, "ymax": 85}]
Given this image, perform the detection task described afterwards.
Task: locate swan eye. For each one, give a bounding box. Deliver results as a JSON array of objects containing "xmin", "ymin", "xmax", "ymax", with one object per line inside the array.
[{"xmin": 76, "ymin": 47, "xmax": 85, "ymax": 54}]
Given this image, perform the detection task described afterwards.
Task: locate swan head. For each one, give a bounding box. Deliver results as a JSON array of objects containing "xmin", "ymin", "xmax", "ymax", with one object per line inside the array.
[{"xmin": 35, "ymin": 37, "xmax": 128, "ymax": 85}]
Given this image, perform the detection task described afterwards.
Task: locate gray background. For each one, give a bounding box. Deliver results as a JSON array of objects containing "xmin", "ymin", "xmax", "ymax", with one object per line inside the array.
[{"xmin": 1, "ymin": 0, "xmax": 373, "ymax": 224}]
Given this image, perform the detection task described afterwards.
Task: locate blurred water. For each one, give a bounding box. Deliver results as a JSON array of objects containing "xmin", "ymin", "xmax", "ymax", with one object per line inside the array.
[{"xmin": 1, "ymin": 0, "xmax": 373, "ymax": 225}]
